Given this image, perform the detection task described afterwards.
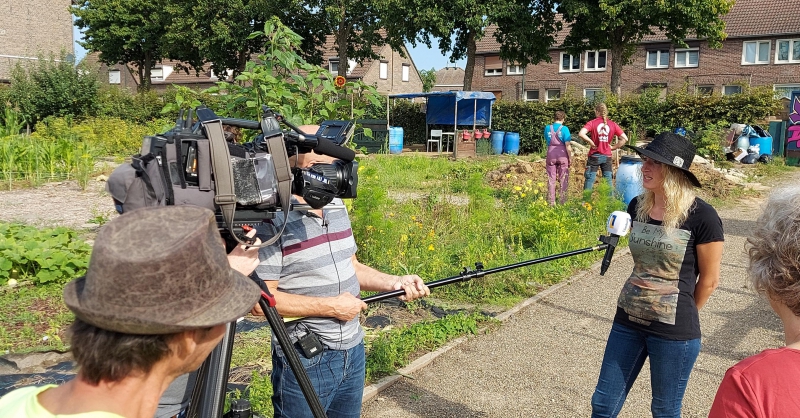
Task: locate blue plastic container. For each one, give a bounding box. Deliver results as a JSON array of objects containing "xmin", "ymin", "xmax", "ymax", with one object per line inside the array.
[
  {"xmin": 388, "ymin": 127, "xmax": 404, "ymax": 154},
  {"xmin": 490, "ymin": 131, "xmax": 505, "ymax": 154},
  {"xmin": 503, "ymin": 132, "xmax": 520, "ymax": 155},
  {"xmin": 749, "ymin": 136, "xmax": 773, "ymax": 156},
  {"xmin": 616, "ymin": 156, "xmax": 644, "ymax": 205}
]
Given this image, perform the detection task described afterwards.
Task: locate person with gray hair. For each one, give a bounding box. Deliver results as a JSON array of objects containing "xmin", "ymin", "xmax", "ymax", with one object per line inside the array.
[
  {"xmin": 0, "ymin": 206, "xmax": 262, "ymax": 418},
  {"xmin": 709, "ymin": 187, "xmax": 800, "ymax": 417}
]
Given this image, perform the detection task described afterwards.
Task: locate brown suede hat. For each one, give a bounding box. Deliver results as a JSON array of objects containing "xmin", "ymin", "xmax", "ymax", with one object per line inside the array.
[{"xmin": 63, "ymin": 206, "xmax": 261, "ymax": 335}]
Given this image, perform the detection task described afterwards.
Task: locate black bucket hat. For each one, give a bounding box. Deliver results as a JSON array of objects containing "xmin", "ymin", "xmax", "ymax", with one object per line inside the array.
[{"xmin": 625, "ymin": 132, "xmax": 701, "ymax": 187}]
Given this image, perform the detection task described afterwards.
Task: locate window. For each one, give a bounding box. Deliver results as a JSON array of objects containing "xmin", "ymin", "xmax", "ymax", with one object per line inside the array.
[
  {"xmin": 484, "ymin": 55, "xmax": 503, "ymax": 76},
  {"xmin": 775, "ymin": 39, "xmax": 800, "ymax": 63},
  {"xmin": 646, "ymin": 49, "xmax": 669, "ymax": 69},
  {"xmin": 585, "ymin": 50, "xmax": 607, "ymax": 71},
  {"xmin": 696, "ymin": 85, "xmax": 714, "ymax": 96},
  {"xmin": 507, "ymin": 64, "xmax": 523, "ymax": 75},
  {"xmin": 584, "ymin": 88, "xmax": 603, "ymax": 100},
  {"xmin": 774, "ymin": 84, "xmax": 800, "ymax": 99},
  {"xmin": 742, "ymin": 41, "xmax": 770, "ymax": 65},
  {"xmin": 402, "ymin": 64, "xmax": 409, "ymax": 82},
  {"xmin": 723, "ymin": 85, "xmax": 742, "ymax": 95},
  {"xmin": 559, "ymin": 52, "xmax": 580, "ymax": 72},
  {"xmin": 329, "ymin": 59, "xmax": 339, "ymax": 73},
  {"xmin": 525, "ymin": 90, "xmax": 539, "ymax": 102},
  {"xmin": 379, "ymin": 61, "xmax": 388, "ymax": 79},
  {"xmin": 674, "ymin": 48, "xmax": 699, "ymax": 68},
  {"xmin": 108, "ymin": 69, "xmax": 121, "ymax": 84},
  {"xmin": 546, "ymin": 89, "xmax": 561, "ymax": 102},
  {"xmin": 151, "ymin": 68, "xmax": 163, "ymax": 81}
]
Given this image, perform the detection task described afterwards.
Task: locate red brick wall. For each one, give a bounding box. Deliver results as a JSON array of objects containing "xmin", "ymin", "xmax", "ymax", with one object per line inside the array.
[{"xmin": 472, "ymin": 36, "xmax": 800, "ymax": 101}]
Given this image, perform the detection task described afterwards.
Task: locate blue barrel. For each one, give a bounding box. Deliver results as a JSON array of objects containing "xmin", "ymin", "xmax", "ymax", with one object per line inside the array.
[
  {"xmin": 616, "ymin": 156, "xmax": 644, "ymax": 205},
  {"xmin": 503, "ymin": 132, "xmax": 520, "ymax": 155},
  {"xmin": 388, "ymin": 127, "xmax": 404, "ymax": 154},
  {"xmin": 749, "ymin": 136, "xmax": 772, "ymax": 156},
  {"xmin": 490, "ymin": 131, "xmax": 505, "ymax": 154}
]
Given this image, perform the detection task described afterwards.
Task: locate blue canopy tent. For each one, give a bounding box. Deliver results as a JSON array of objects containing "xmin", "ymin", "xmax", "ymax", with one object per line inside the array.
[{"xmin": 387, "ymin": 91, "xmax": 497, "ymax": 152}]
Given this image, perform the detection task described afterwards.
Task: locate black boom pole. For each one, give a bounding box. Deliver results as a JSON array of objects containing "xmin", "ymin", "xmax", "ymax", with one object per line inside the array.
[{"xmin": 362, "ymin": 243, "xmax": 610, "ymax": 304}]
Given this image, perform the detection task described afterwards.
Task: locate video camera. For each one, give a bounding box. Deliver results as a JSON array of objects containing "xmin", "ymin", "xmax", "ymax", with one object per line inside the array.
[{"xmin": 107, "ymin": 105, "xmax": 359, "ymax": 248}]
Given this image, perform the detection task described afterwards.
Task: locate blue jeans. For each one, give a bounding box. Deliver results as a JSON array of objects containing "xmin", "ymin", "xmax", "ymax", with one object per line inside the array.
[
  {"xmin": 271, "ymin": 341, "xmax": 365, "ymax": 418},
  {"xmin": 584, "ymin": 154, "xmax": 613, "ymax": 190},
  {"xmin": 591, "ymin": 322, "xmax": 701, "ymax": 418}
]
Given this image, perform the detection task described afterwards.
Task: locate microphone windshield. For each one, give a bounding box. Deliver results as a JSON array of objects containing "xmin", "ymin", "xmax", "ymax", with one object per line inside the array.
[{"xmin": 606, "ymin": 211, "xmax": 631, "ymax": 237}]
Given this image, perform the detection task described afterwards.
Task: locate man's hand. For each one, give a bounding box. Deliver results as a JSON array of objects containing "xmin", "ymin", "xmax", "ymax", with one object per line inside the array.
[
  {"xmin": 227, "ymin": 229, "xmax": 261, "ymax": 276},
  {"xmin": 392, "ymin": 275, "xmax": 431, "ymax": 302},
  {"xmin": 330, "ymin": 293, "xmax": 368, "ymax": 321}
]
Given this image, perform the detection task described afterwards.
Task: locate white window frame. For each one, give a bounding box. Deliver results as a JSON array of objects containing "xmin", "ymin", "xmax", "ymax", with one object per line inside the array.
[
  {"xmin": 150, "ymin": 68, "xmax": 164, "ymax": 81},
  {"xmin": 584, "ymin": 50, "xmax": 607, "ymax": 71},
  {"xmin": 696, "ymin": 85, "xmax": 714, "ymax": 96},
  {"xmin": 646, "ymin": 49, "xmax": 670, "ymax": 69},
  {"xmin": 329, "ymin": 59, "xmax": 339, "ymax": 74},
  {"xmin": 775, "ymin": 39, "xmax": 800, "ymax": 64},
  {"xmin": 559, "ymin": 52, "xmax": 581, "ymax": 73},
  {"xmin": 524, "ymin": 90, "xmax": 539, "ymax": 102},
  {"xmin": 674, "ymin": 48, "xmax": 699, "ymax": 68},
  {"xmin": 774, "ymin": 84, "xmax": 800, "ymax": 99},
  {"xmin": 584, "ymin": 88, "xmax": 603, "ymax": 99},
  {"xmin": 484, "ymin": 68, "xmax": 502, "ymax": 76},
  {"xmin": 401, "ymin": 64, "xmax": 409, "ymax": 82},
  {"xmin": 723, "ymin": 85, "xmax": 742, "ymax": 95},
  {"xmin": 507, "ymin": 64, "xmax": 524, "ymax": 75},
  {"xmin": 108, "ymin": 69, "xmax": 121, "ymax": 84},
  {"xmin": 546, "ymin": 89, "xmax": 561, "ymax": 102},
  {"xmin": 742, "ymin": 41, "xmax": 770, "ymax": 65},
  {"xmin": 379, "ymin": 61, "xmax": 388, "ymax": 79}
]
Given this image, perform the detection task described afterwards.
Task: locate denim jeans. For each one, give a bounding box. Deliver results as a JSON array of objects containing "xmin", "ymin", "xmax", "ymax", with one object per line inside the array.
[
  {"xmin": 271, "ymin": 341, "xmax": 365, "ymax": 418},
  {"xmin": 584, "ymin": 154, "xmax": 614, "ymax": 190},
  {"xmin": 591, "ymin": 322, "xmax": 701, "ymax": 418}
]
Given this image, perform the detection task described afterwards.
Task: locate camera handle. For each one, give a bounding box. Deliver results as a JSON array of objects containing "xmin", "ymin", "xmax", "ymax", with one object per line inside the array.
[{"xmin": 189, "ymin": 277, "xmax": 327, "ymax": 418}]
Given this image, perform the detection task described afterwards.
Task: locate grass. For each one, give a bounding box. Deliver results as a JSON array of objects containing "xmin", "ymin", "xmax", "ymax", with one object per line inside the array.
[{"xmin": 0, "ymin": 284, "xmax": 72, "ymax": 353}]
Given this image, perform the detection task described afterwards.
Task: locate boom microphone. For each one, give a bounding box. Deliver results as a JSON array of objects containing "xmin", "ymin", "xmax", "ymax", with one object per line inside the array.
[{"xmin": 600, "ymin": 211, "xmax": 632, "ymax": 275}]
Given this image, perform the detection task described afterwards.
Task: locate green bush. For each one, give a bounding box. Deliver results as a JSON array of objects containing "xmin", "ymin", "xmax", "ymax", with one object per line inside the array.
[
  {"xmin": 31, "ymin": 116, "xmax": 173, "ymax": 157},
  {"xmin": 387, "ymin": 100, "xmax": 427, "ymax": 145},
  {"xmin": 97, "ymin": 86, "xmax": 165, "ymax": 123},
  {"xmin": 6, "ymin": 54, "xmax": 100, "ymax": 126}
]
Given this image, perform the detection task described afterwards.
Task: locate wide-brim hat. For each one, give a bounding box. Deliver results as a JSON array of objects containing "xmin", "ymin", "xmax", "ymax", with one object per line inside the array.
[
  {"xmin": 625, "ymin": 132, "xmax": 702, "ymax": 187},
  {"xmin": 64, "ymin": 206, "xmax": 261, "ymax": 335}
]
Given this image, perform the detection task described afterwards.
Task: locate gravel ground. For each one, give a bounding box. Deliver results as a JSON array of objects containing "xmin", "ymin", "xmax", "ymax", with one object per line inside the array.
[{"xmin": 360, "ymin": 173, "xmax": 798, "ymax": 418}]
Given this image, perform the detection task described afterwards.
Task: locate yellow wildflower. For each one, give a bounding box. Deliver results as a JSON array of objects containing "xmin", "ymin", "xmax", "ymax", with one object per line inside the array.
[
  {"xmin": 411, "ymin": 215, "xmax": 417, "ymax": 221},
  {"xmin": 514, "ymin": 186, "xmax": 522, "ymax": 191},
  {"xmin": 520, "ymin": 193, "xmax": 526, "ymax": 198},
  {"xmin": 400, "ymin": 234, "xmax": 408, "ymax": 242},
  {"xmin": 527, "ymin": 179, "xmax": 532, "ymax": 184},
  {"xmin": 428, "ymin": 244, "xmax": 435, "ymax": 251}
]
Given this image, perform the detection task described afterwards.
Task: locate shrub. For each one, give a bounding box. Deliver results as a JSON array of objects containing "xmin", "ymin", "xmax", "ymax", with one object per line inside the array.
[
  {"xmin": 97, "ymin": 86, "xmax": 165, "ymax": 123},
  {"xmin": 0, "ymin": 223, "xmax": 92, "ymax": 286},
  {"xmin": 31, "ymin": 116, "xmax": 173, "ymax": 157}
]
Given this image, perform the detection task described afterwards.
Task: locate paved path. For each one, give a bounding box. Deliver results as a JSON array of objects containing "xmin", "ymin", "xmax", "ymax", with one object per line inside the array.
[{"xmin": 361, "ymin": 193, "xmax": 785, "ymax": 417}]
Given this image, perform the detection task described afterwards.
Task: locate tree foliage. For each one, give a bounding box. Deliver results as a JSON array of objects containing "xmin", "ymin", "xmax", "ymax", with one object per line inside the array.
[
  {"xmin": 72, "ymin": 0, "xmax": 170, "ymax": 91},
  {"xmin": 559, "ymin": 0, "xmax": 735, "ymax": 94},
  {"xmin": 385, "ymin": 0, "xmax": 560, "ymax": 90},
  {"xmin": 419, "ymin": 68, "xmax": 437, "ymax": 92}
]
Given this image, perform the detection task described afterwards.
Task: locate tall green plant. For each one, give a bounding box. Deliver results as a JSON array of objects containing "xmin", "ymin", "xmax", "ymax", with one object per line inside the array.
[{"xmin": 167, "ymin": 17, "xmax": 383, "ymax": 127}]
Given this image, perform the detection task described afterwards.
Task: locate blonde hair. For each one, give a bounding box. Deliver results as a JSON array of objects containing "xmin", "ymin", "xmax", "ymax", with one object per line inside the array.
[
  {"xmin": 635, "ymin": 164, "xmax": 696, "ymax": 230},
  {"xmin": 595, "ymin": 103, "xmax": 608, "ymax": 126},
  {"xmin": 748, "ymin": 188, "xmax": 800, "ymax": 315}
]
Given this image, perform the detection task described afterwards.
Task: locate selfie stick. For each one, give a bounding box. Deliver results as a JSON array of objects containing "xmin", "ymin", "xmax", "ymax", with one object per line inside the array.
[{"xmin": 362, "ymin": 211, "xmax": 632, "ymax": 304}]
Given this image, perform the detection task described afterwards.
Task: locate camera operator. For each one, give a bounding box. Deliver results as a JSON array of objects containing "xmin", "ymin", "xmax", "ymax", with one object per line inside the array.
[
  {"xmin": 0, "ymin": 206, "xmax": 262, "ymax": 418},
  {"xmin": 250, "ymin": 126, "xmax": 430, "ymax": 418}
]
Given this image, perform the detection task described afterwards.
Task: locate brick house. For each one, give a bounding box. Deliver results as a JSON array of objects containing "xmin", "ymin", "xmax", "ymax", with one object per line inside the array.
[
  {"xmin": 472, "ymin": 0, "xmax": 800, "ymax": 102},
  {"xmin": 432, "ymin": 67, "xmax": 465, "ymax": 92},
  {"xmin": 82, "ymin": 53, "xmax": 229, "ymax": 93},
  {"xmin": 320, "ymin": 35, "xmax": 424, "ymax": 95},
  {"xmin": 0, "ymin": 0, "xmax": 74, "ymax": 82}
]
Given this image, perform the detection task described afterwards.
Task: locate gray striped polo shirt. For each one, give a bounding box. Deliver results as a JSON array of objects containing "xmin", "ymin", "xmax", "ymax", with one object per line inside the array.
[{"xmin": 255, "ymin": 199, "xmax": 364, "ymax": 350}]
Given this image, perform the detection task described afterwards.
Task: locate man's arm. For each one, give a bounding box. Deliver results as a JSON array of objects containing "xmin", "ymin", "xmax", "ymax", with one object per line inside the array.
[
  {"xmin": 352, "ymin": 255, "xmax": 430, "ymax": 301},
  {"xmin": 251, "ymin": 280, "xmax": 366, "ymax": 321},
  {"xmin": 578, "ymin": 127, "xmax": 595, "ymax": 149},
  {"xmin": 610, "ymin": 131, "xmax": 629, "ymax": 151}
]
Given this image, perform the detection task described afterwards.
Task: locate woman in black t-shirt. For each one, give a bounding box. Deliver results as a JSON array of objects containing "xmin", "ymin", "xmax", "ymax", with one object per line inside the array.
[{"xmin": 590, "ymin": 132, "xmax": 724, "ymax": 418}]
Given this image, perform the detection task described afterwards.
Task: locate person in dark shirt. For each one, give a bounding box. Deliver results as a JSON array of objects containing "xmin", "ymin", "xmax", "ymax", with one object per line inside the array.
[{"xmin": 590, "ymin": 132, "xmax": 724, "ymax": 418}]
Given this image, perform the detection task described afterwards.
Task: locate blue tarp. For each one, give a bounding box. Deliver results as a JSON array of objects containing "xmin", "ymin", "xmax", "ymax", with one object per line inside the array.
[{"xmin": 389, "ymin": 91, "xmax": 496, "ymax": 126}]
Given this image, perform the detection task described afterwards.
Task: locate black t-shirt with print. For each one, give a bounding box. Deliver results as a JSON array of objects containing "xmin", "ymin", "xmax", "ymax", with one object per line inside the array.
[{"xmin": 613, "ymin": 196, "xmax": 724, "ymax": 340}]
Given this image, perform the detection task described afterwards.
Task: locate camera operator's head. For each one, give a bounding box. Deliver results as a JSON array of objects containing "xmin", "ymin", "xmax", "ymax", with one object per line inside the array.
[{"xmin": 0, "ymin": 206, "xmax": 262, "ymax": 418}]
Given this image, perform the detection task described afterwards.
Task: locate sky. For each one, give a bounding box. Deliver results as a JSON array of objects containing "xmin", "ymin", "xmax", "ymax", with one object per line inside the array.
[{"xmin": 73, "ymin": 25, "xmax": 466, "ymax": 72}]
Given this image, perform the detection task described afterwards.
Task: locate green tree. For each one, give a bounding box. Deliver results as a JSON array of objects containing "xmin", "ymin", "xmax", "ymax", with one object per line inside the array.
[
  {"xmin": 419, "ymin": 68, "xmax": 437, "ymax": 92},
  {"xmin": 72, "ymin": 0, "xmax": 170, "ymax": 91},
  {"xmin": 385, "ymin": 0, "xmax": 560, "ymax": 90},
  {"xmin": 559, "ymin": 0, "xmax": 734, "ymax": 95},
  {"xmin": 161, "ymin": 0, "xmax": 329, "ymax": 77}
]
